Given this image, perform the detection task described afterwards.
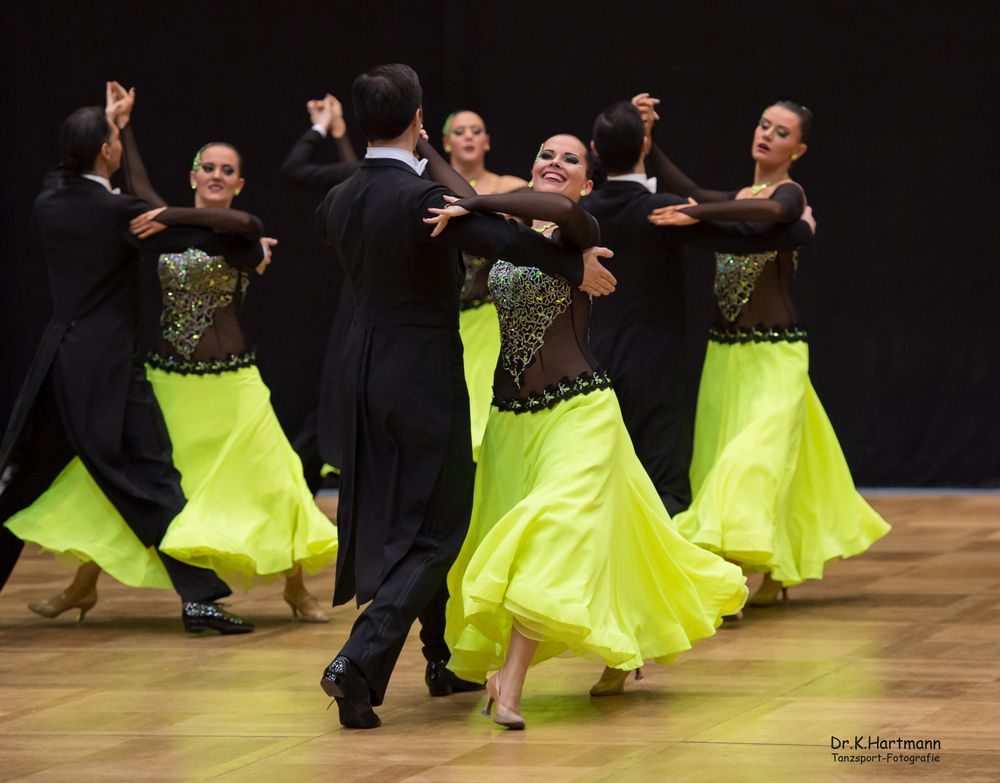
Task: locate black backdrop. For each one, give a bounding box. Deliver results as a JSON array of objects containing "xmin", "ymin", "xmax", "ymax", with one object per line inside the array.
[{"xmin": 2, "ymin": 2, "xmax": 997, "ymax": 487}]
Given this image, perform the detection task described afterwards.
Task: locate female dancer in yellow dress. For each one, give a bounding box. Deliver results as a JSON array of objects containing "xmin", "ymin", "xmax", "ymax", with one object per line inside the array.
[
  {"xmin": 443, "ymin": 110, "xmax": 527, "ymax": 461},
  {"xmin": 11, "ymin": 86, "xmax": 336, "ymax": 624},
  {"xmin": 647, "ymin": 99, "xmax": 890, "ymax": 606},
  {"xmin": 426, "ymin": 135, "xmax": 747, "ymax": 729}
]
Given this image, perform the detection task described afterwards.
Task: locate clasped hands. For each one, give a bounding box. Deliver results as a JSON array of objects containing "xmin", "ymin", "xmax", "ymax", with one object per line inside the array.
[
  {"xmin": 105, "ymin": 80, "xmax": 135, "ymax": 130},
  {"xmin": 648, "ymin": 198, "xmax": 700, "ymax": 226},
  {"xmin": 425, "ymin": 196, "xmax": 617, "ymax": 297},
  {"xmin": 307, "ymin": 93, "xmax": 347, "ymax": 139}
]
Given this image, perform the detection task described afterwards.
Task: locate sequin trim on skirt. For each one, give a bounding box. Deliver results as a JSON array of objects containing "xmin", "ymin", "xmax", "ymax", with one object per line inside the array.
[
  {"xmin": 146, "ymin": 351, "xmax": 257, "ymax": 375},
  {"xmin": 708, "ymin": 324, "xmax": 808, "ymax": 344},
  {"xmin": 492, "ymin": 369, "xmax": 613, "ymax": 414}
]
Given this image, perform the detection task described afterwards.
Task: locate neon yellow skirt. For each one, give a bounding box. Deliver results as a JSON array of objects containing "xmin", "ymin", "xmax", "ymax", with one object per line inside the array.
[
  {"xmin": 459, "ymin": 302, "xmax": 500, "ymax": 463},
  {"xmin": 5, "ymin": 463, "xmax": 174, "ymax": 590},
  {"xmin": 5, "ymin": 365, "xmax": 337, "ymax": 589},
  {"xmin": 445, "ymin": 388, "xmax": 747, "ymax": 682},
  {"xmin": 675, "ymin": 339, "xmax": 890, "ymax": 586}
]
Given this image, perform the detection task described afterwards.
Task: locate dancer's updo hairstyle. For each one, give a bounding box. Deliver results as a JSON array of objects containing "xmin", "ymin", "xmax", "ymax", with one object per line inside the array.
[
  {"xmin": 191, "ymin": 142, "xmax": 244, "ymax": 175},
  {"xmin": 771, "ymin": 100, "xmax": 814, "ymax": 144}
]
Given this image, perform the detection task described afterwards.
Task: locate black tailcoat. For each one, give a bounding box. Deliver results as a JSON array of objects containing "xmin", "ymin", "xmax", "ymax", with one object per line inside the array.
[
  {"xmin": 0, "ymin": 177, "xmax": 228, "ymax": 600},
  {"xmin": 317, "ymin": 157, "xmax": 582, "ymax": 608},
  {"xmin": 582, "ymin": 182, "xmax": 694, "ymax": 512},
  {"xmin": 582, "ymin": 181, "xmax": 815, "ymax": 515}
]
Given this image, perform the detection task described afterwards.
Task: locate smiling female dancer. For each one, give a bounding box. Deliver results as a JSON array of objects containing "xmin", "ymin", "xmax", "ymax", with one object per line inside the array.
[
  {"xmin": 429, "ymin": 134, "xmax": 747, "ymax": 729},
  {"xmin": 13, "ymin": 84, "xmax": 336, "ymax": 626}
]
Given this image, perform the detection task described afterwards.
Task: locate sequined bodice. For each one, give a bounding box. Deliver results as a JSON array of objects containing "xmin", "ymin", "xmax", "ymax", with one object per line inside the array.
[
  {"xmin": 488, "ymin": 260, "xmax": 572, "ymax": 388},
  {"xmin": 158, "ymin": 248, "xmax": 248, "ymax": 359},
  {"xmin": 713, "ymin": 251, "xmax": 777, "ymax": 322}
]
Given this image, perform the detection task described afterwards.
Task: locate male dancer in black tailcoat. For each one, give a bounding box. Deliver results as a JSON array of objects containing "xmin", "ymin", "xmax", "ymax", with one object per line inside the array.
[
  {"xmin": 0, "ymin": 85, "xmax": 249, "ymax": 634},
  {"xmin": 584, "ymin": 96, "xmax": 814, "ymax": 515},
  {"xmin": 316, "ymin": 64, "xmax": 615, "ymax": 728}
]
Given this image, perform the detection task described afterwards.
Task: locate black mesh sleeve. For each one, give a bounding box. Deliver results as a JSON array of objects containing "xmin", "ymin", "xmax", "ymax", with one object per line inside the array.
[
  {"xmin": 420, "ymin": 187, "xmax": 584, "ymax": 286},
  {"xmin": 156, "ymin": 208, "xmax": 264, "ymax": 240},
  {"xmin": 220, "ymin": 235, "xmax": 266, "ymax": 271},
  {"xmin": 680, "ymin": 183, "xmax": 805, "ymax": 223},
  {"xmin": 645, "ymin": 141, "xmax": 734, "ymax": 202},
  {"xmin": 452, "ymin": 190, "xmax": 600, "ymax": 250},
  {"xmin": 416, "ymin": 138, "xmax": 476, "ymax": 198},
  {"xmin": 120, "ymin": 124, "xmax": 167, "ymax": 208},
  {"xmin": 333, "ymin": 130, "xmax": 358, "ymax": 164}
]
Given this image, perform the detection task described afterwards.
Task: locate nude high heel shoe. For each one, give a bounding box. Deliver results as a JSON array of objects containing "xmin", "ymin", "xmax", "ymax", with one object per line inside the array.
[
  {"xmin": 28, "ymin": 589, "xmax": 98, "ymax": 622},
  {"xmin": 589, "ymin": 666, "xmax": 644, "ymax": 697},
  {"xmin": 748, "ymin": 574, "xmax": 789, "ymax": 607},
  {"xmin": 482, "ymin": 673, "xmax": 525, "ymax": 730},
  {"xmin": 283, "ymin": 588, "xmax": 330, "ymax": 623}
]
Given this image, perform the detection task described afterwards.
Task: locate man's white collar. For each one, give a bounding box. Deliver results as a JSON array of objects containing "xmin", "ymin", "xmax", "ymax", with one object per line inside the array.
[
  {"xmin": 365, "ymin": 146, "xmax": 427, "ymax": 176},
  {"xmin": 82, "ymin": 173, "xmax": 119, "ymax": 193},
  {"xmin": 607, "ymin": 173, "xmax": 656, "ymax": 193}
]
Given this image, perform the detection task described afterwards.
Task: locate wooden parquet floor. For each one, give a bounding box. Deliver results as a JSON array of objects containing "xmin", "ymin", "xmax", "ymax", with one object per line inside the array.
[{"xmin": 1, "ymin": 495, "xmax": 999, "ymax": 782}]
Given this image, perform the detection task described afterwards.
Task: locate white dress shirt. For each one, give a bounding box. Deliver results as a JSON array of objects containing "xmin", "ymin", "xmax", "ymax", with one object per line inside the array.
[
  {"xmin": 607, "ymin": 172, "xmax": 657, "ymax": 193},
  {"xmin": 364, "ymin": 146, "xmax": 427, "ymax": 176},
  {"xmin": 82, "ymin": 173, "xmax": 119, "ymax": 193}
]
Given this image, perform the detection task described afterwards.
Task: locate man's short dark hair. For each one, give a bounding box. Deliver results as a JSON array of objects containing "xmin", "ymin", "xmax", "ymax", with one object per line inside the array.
[
  {"xmin": 352, "ymin": 64, "xmax": 422, "ymax": 142},
  {"xmin": 591, "ymin": 101, "xmax": 645, "ymax": 177},
  {"xmin": 59, "ymin": 105, "xmax": 112, "ymax": 174}
]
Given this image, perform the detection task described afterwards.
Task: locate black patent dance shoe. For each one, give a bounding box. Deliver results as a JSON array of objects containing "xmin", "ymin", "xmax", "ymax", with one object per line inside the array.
[
  {"xmin": 182, "ymin": 602, "xmax": 254, "ymax": 635},
  {"xmin": 320, "ymin": 656, "xmax": 381, "ymax": 729},
  {"xmin": 425, "ymin": 660, "xmax": 487, "ymax": 697}
]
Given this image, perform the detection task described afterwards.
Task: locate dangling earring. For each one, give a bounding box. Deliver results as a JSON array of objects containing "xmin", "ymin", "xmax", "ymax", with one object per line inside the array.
[
  {"xmin": 444, "ymin": 145, "xmax": 452, "ymax": 154},
  {"xmin": 190, "ymin": 183, "xmax": 197, "ymax": 190},
  {"xmin": 527, "ymin": 180, "xmax": 533, "ymax": 189},
  {"xmin": 580, "ymin": 188, "xmax": 587, "ymax": 197}
]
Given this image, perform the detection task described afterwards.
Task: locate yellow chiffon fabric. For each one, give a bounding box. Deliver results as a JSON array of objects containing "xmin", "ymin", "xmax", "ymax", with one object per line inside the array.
[
  {"xmin": 5, "ymin": 365, "xmax": 337, "ymax": 590},
  {"xmin": 675, "ymin": 340, "xmax": 890, "ymax": 586},
  {"xmin": 445, "ymin": 388, "xmax": 747, "ymax": 683},
  {"xmin": 458, "ymin": 302, "xmax": 501, "ymax": 463},
  {"xmin": 5, "ymin": 460, "xmax": 174, "ymax": 589}
]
